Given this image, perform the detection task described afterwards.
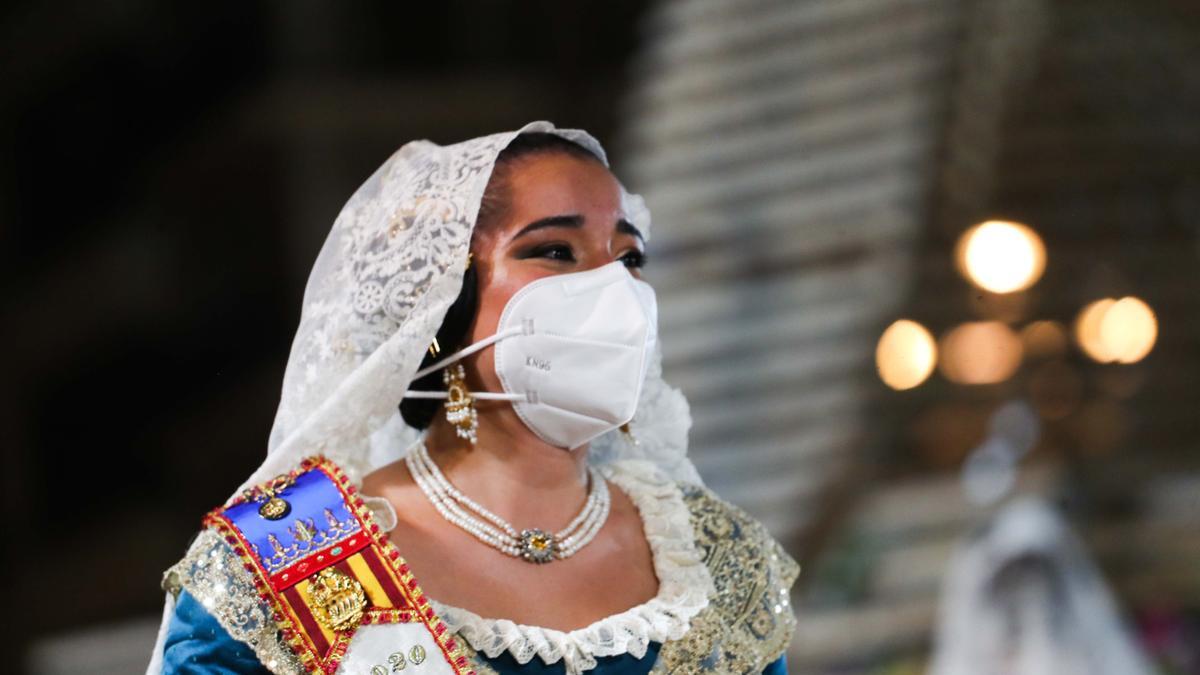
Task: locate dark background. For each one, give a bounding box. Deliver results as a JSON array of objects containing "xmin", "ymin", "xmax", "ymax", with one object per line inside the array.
[
  {"xmin": 2, "ymin": 0, "xmax": 649, "ymax": 661},
  {"xmin": 6, "ymin": 2, "xmax": 1200, "ymax": 674}
]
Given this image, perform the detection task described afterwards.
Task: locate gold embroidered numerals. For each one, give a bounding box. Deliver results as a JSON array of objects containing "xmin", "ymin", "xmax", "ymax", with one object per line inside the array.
[{"xmin": 371, "ymin": 646, "xmax": 430, "ymax": 673}]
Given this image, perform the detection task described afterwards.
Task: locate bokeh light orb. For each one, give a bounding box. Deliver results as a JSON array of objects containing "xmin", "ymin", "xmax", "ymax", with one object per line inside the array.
[
  {"xmin": 876, "ymin": 319, "xmax": 937, "ymax": 390},
  {"xmin": 1100, "ymin": 297, "xmax": 1157, "ymax": 364},
  {"xmin": 1075, "ymin": 296, "xmax": 1157, "ymax": 364},
  {"xmin": 1020, "ymin": 320, "xmax": 1069, "ymax": 359},
  {"xmin": 956, "ymin": 220, "xmax": 1046, "ymax": 294},
  {"xmin": 939, "ymin": 321, "xmax": 1024, "ymax": 385},
  {"xmin": 1075, "ymin": 298, "xmax": 1117, "ymax": 362}
]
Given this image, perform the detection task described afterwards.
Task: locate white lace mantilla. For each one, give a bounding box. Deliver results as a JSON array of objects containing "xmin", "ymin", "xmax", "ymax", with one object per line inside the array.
[
  {"xmin": 148, "ymin": 122, "xmax": 706, "ymax": 675},
  {"xmin": 422, "ymin": 459, "xmax": 713, "ymax": 675}
]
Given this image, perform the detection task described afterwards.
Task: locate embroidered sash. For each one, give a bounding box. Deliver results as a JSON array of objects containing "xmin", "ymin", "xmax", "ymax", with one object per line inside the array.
[{"xmin": 202, "ymin": 456, "xmax": 473, "ymax": 675}]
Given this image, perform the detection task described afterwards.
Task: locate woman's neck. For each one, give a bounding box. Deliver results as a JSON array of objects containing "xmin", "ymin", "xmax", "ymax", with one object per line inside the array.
[{"xmin": 421, "ymin": 404, "xmax": 591, "ymax": 529}]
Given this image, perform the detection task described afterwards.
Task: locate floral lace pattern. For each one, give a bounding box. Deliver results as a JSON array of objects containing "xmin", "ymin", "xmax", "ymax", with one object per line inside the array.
[
  {"xmin": 426, "ymin": 459, "xmax": 714, "ymax": 675},
  {"xmin": 152, "ymin": 122, "xmax": 704, "ymax": 673},
  {"xmin": 158, "ymin": 459, "xmax": 799, "ymax": 675},
  {"xmin": 237, "ymin": 121, "xmax": 697, "ymax": 496}
]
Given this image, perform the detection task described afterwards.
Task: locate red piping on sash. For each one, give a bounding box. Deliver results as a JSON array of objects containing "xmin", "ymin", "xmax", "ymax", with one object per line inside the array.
[
  {"xmin": 282, "ymin": 585, "xmax": 333, "ymax": 658},
  {"xmin": 206, "ymin": 457, "xmax": 476, "ymax": 675},
  {"xmin": 269, "ymin": 534, "xmax": 369, "ymax": 591},
  {"xmin": 359, "ymin": 545, "xmax": 410, "ymax": 608}
]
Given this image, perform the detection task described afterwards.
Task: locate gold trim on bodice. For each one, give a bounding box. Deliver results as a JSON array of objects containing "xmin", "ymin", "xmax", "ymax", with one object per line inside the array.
[
  {"xmin": 163, "ymin": 464, "xmax": 799, "ymax": 675},
  {"xmin": 649, "ymin": 484, "xmax": 800, "ymax": 673}
]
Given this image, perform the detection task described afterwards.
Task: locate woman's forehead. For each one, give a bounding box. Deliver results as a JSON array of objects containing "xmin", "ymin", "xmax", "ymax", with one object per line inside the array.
[{"xmin": 504, "ymin": 153, "xmax": 624, "ymax": 219}]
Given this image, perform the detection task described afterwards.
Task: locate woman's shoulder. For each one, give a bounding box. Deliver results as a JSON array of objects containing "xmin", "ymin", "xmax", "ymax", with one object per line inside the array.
[
  {"xmin": 674, "ymin": 479, "xmax": 800, "ymax": 672},
  {"xmin": 602, "ymin": 459, "xmax": 800, "ymax": 586},
  {"xmin": 603, "ymin": 459, "xmax": 800, "ymax": 673},
  {"xmin": 184, "ymin": 456, "xmax": 376, "ymax": 585},
  {"xmin": 678, "ymin": 479, "xmax": 800, "ymax": 606},
  {"xmin": 163, "ymin": 528, "xmax": 304, "ymax": 673},
  {"xmin": 679, "ymin": 481, "xmax": 796, "ymax": 560},
  {"xmin": 161, "ymin": 456, "xmax": 369, "ymax": 673}
]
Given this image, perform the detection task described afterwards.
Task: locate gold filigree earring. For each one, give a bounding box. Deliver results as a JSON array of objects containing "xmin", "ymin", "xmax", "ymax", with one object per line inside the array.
[{"xmin": 443, "ymin": 364, "xmax": 478, "ymax": 444}]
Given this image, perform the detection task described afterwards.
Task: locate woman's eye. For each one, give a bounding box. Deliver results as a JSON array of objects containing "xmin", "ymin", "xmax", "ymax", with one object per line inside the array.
[
  {"xmin": 619, "ymin": 249, "xmax": 647, "ymax": 269},
  {"xmin": 530, "ymin": 244, "xmax": 575, "ymax": 262}
]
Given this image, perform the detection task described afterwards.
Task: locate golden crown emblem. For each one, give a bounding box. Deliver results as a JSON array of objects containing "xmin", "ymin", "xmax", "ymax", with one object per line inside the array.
[{"xmin": 306, "ymin": 567, "xmax": 367, "ymax": 632}]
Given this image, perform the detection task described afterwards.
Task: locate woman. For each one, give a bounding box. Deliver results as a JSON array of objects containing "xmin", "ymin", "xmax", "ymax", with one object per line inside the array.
[{"xmin": 148, "ymin": 122, "xmax": 798, "ymax": 675}]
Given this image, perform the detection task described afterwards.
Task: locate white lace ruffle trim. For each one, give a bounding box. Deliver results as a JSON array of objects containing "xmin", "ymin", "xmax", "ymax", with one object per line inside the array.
[{"xmin": 426, "ymin": 459, "xmax": 712, "ymax": 675}]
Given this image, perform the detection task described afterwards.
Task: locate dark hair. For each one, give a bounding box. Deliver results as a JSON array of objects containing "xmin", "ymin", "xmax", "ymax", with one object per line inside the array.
[{"xmin": 399, "ymin": 132, "xmax": 604, "ymax": 430}]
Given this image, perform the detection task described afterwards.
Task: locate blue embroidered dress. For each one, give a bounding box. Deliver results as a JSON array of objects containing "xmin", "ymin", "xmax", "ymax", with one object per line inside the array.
[
  {"xmin": 158, "ymin": 459, "xmax": 798, "ymax": 675},
  {"xmin": 166, "ymin": 589, "xmax": 681, "ymax": 674},
  {"xmin": 164, "ymin": 595, "xmax": 787, "ymax": 674}
]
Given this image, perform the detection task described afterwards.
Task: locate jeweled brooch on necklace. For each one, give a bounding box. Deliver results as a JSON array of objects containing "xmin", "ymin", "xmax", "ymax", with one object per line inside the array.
[{"xmin": 519, "ymin": 528, "xmax": 558, "ymax": 564}]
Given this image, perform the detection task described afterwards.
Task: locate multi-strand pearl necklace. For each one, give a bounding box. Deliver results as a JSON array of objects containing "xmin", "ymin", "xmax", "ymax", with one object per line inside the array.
[{"xmin": 406, "ymin": 442, "xmax": 611, "ymax": 564}]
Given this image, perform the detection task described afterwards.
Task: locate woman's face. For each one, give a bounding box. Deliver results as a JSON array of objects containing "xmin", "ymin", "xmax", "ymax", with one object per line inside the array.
[{"xmin": 464, "ymin": 151, "xmax": 646, "ymax": 392}]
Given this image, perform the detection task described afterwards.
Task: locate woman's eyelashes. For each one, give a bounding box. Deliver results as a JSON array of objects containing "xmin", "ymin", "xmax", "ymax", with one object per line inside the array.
[
  {"xmin": 522, "ymin": 243, "xmax": 575, "ymax": 262},
  {"xmin": 619, "ymin": 249, "xmax": 646, "ymax": 269},
  {"xmin": 516, "ymin": 242, "xmax": 646, "ymax": 268}
]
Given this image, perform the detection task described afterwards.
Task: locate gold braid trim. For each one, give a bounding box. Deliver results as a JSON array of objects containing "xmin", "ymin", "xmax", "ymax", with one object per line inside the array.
[
  {"xmin": 163, "ymin": 529, "xmax": 304, "ymax": 674},
  {"xmin": 320, "ymin": 456, "xmax": 476, "ymax": 675},
  {"xmin": 651, "ymin": 484, "xmax": 800, "ymax": 674},
  {"xmin": 162, "ymin": 456, "xmax": 475, "ymax": 675},
  {"xmin": 163, "ymin": 466, "xmax": 798, "ymax": 674}
]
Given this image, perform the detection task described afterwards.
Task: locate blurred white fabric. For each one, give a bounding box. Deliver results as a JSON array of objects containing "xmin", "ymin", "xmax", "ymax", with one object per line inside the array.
[{"xmin": 928, "ymin": 498, "xmax": 1155, "ymax": 675}]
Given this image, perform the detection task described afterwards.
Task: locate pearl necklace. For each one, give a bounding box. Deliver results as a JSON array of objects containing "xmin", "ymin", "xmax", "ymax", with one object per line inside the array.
[{"xmin": 406, "ymin": 442, "xmax": 611, "ymax": 564}]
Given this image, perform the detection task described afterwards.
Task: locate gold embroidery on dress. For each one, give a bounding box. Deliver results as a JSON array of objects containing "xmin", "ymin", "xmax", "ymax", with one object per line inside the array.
[
  {"xmin": 163, "ymin": 468, "xmax": 796, "ymax": 675},
  {"xmin": 164, "ymin": 529, "xmax": 303, "ymax": 675},
  {"xmin": 247, "ymin": 509, "xmax": 360, "ymax": 574},
  {"xmin": 307, "ymin": 567, "xmax": 367, "ymax": 632},
  {"xmin": 650, "ymin": 484, "xmax": 800, "ymax": 674}
]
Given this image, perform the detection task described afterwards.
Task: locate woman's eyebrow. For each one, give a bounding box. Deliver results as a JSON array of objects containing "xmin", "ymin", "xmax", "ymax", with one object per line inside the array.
[
  {"xmin": 511, "ymin": 214, "xmax": 644, "ymax": 242},
  {"xmin": 512, "ymin": 214, "xmax": 584, "ymax": 239},
  {"xmin": 617, "ymin": 218, "xmax": 644, "ymax": 242}
]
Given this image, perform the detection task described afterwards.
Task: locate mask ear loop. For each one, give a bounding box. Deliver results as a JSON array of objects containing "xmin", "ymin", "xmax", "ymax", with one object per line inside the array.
[
  {"xmin": 403, "ymin": 323, "xmax": 530, "ymax": 401},
  {"xmin": 404, "ymin": 391, "xmax": 527, "ymax": 401}
]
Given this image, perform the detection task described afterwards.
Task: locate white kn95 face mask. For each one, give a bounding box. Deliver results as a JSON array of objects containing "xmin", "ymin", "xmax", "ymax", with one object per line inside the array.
[{"xmin": 405, "ymin": 261, "xmax": 658, "ymax": 449}]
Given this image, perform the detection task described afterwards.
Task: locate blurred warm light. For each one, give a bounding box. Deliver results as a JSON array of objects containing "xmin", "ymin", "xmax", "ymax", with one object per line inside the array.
[
  {"xmin": 955, "ymin": 220, "xmax": 1046, "ymax": 294},
  {"xmin": 1074, "ymin": 296, "xmax": 1157, "ymax": 364},
  {"xmin": 1100, "ymin": 297, "xmax": 1157, "ymax": 363},
  {"xmin": 1020, "ymin": 320, "xmax": 1068, "ymax": 358},
  {"xmin": 1075, "ymin": 298, "xmax": 1117, "ymax": 361},
  {"xmin": 967, "ymin": 288, "xmax": 1031, "ymax": 324},
  {"xmin": 876, "ymin": 319, "xmax": 937, "ymax": 390},
  {"xmin": 939, "ymin": 321, "xmax": 1023, "ymax": 385}
]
